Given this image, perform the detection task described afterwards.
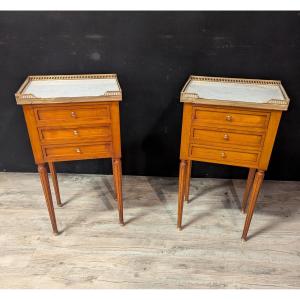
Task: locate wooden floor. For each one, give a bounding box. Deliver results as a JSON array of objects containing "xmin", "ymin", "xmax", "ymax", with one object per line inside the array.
[{"xmin": 0, "ymin": 172, "xmax": 299, "ymax": 288}]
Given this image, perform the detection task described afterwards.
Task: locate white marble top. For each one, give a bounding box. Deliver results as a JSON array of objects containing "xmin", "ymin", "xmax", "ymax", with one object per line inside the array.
[
  {"xmin": 180, "ymin": 76, "xmax": 289, "ymax": 110},
  {"xmin": 23, "ymin": 78, "xmax": 120, "ymax": 98},
  {"xmin": 184, "ymin": 80, "xmax": 285, "ymax": 103}
]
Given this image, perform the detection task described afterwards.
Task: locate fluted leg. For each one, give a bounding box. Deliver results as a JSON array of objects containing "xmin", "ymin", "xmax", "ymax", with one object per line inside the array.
[
  {"xmin": 177, "ymin": 160, "xmax": 187, "ymax": 230},
  {"xmin": 242, "ymin": 170, "xmax": 264, "ymax": 241},
  {"xmin": 241, "ymin": 168, "xmax": 256, "ymax": 213},
  {"xmin": 112, "ymin": 158, "xmax": 124, "ymax": 225},
  {"xmin": 48, "ymin": 162, "xmax": 62, "ymax": 207},
  {"xmin": 184, "ymin": 160, "xmax": 192, "ymax": 202},
  {"xmin": 38, "ymin": 163, "xmax": 58, "ymax": 234}
]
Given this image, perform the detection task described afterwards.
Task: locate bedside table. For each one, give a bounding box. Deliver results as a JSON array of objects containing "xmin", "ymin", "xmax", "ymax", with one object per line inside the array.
[
  {"xmin": 177, "ymin": 75, "xmax": 290, "ymax": 241},
  {"xmin": 16, "ymin": 74, "xmax": 124, "ymax": 234}
]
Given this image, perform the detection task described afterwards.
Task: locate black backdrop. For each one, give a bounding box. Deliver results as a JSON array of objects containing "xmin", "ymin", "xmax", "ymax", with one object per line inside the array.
[{"xmin": 0, "ymin": 11, "xmax": 300, "ymax": 180}]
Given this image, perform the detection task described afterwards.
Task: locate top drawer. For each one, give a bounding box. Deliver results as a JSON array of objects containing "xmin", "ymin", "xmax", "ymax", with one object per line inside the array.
[
  {"xmin": 33, "ymin": 103, "xmax": 111, "ymax": 125},
  {"xmin": 192, "ymin": 106, "xmax": 270, "ymax": 130}
]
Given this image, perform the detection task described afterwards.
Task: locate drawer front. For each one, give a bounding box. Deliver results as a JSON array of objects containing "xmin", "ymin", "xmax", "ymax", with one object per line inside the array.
[
  {"xmin": 39, "ymin": 125, "xmax": 112, "ymax": 144},
  {"xmin": 190, "ymin": 144, "xmax": 259, "ymax": 167},
  {"xmin": 43, "ymin": 143, "xmax": 112, "ymax": 161},
  {"xmin": 34, "ymin": 104, "xmax": 111, "ymax": 124},
  {"xmin": 191, "ymin": 127, "xmax": 264, "ymax": 150},
  {"xmin": 192, "ymin": 107, "xmax": 269, "ymax": 130}
]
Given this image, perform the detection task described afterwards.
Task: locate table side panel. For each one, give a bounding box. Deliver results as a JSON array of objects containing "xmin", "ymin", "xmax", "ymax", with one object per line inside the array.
[
  {"xmin": 22, "ymin": 105, "xmax": 44, "ymax": 164},
  {"xmin": 258, "ymin": 110, "xmax": 282, "ymax": 170},
  {"xmin": 179, "ymin": 103, "xmax": 193, "ymax": 160},
  {"xmin": 110, "ymin": 102, "xmax": 122, "ymax": 158}
]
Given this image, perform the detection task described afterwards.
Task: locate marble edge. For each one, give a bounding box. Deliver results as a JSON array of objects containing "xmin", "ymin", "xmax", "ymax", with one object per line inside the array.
[
  {"xmin": 15, "ymin": 95, "xmax": 122, "ymax": 105},
  {"xmin": 15, "ymin": 74, "xmax": 122, "ymax": 105},
  {"xmin": 180, "ymin": 96, "xmax": 289, "ymax": 111},
  {"xmin": 180, "ymin": 75, "xmax": 290, "ymax": 111}
]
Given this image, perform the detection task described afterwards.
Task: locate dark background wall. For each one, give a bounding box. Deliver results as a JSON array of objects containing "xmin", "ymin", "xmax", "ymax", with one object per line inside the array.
[{"xmin": 0, "ymin": 11, "xmax": 299, "ymax": 180}]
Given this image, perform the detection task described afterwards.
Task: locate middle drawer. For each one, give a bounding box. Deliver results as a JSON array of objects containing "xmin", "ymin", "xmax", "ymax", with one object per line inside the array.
[
  {"xmin": 190, "ymin": 127, "xmax": 264, "ymax": 150},
  {"xmin": 38, "ymin": 125, "xmax": 112, "ymax": 145}
]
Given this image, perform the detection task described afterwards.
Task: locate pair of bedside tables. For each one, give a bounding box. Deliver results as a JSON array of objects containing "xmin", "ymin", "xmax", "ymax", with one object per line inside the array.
[{"xmin": 15, "ymin": 74, "xmax": 290, "ymax": 241}]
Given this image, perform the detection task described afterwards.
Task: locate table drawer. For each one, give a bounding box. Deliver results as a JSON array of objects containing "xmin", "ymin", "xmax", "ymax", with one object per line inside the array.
[
  {"xmin": 43, "ymin": 142, "xmax": 112, "ymax": 161},
  {"xmin": 191, "ymin": 127, "xmax": 264, "ymax": 150},
  {"xmin": 39, "ymin": 125, "xmax": 112, "ymax": 144},
  {"xmin": 34, "ymin": 104, "xmax": 111, "ymax": 125},
  {"xmin": 190, "ymin": 144, "xmax": 259, "ymax": 167},
  {"xmin": 192, "ymin": 106, "xmax": 269, "ymax": 130}
]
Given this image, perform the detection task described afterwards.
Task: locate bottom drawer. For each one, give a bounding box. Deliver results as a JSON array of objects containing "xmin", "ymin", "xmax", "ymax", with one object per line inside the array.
[
  {"xmin": 190, "ymin": 144, "xmax": 259, "ymax": 167},
  {"xmin": 43, "ymin": 143, "xmax": 112, "ymax": 161}
]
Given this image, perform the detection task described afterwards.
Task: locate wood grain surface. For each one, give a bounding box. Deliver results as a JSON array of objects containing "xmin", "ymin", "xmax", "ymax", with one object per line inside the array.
[{"xmin": 0, "ymin": 172, "xmax": 299, "ymax": 288}]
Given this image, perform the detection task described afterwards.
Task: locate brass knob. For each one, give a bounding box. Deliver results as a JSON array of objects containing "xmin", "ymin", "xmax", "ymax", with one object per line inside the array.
[
  {"xmin": 71, "ymin": 111, "xmax": 77, "ymax": 118},
  {"xmin": 75, "ymin": 148, "xmax": 81, "ymax": 153},
  {"xmin": 225, "ymin": 115, "xmax": 232, "ymax": 121},
  {"xmin": 221, "ymin": 152, "xmax": 226, "ymax": 158},
  {"xmin": 224, "ymin": 134, "xmax": 229, "ymax": 140},
  {"xmin": 73, "ymin": 130, "xmax": 79, "ymax": 136}
]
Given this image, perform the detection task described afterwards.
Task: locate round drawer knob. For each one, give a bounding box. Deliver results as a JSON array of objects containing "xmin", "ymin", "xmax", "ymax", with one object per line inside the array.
[
  {"xmin": 225, "ymin": 115, "xmax": 232, "ymax": 121},
  {"xmin": 71, "ymin": 111, "xmax": 77, "ymax": 118},
  {"xmin": 73, "ymin": 130, "xmax": 79, "ymax": 136},
  {"xmin": 75, "ymin": 148, "xmax": 81, "ymax": 153},
  {"xmin": 221, "ymin": 152, "xmax": 226, "ymax": 158},
  {"xmin": 224, "ymin": 134, "xmax": 229, "ymax": 140}
]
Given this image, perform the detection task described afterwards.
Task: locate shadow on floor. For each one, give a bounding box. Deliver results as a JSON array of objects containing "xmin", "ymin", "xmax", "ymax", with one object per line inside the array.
[
  {"xmin": 147, "ymin": 176, "xmax": 300, "ymax": 238},
  {"xmin": 55, "ymin": 173, "xmax": 300, "ymax": 238}
]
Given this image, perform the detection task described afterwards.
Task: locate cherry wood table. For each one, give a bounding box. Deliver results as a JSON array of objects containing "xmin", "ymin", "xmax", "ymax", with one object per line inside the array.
[
  {"xmin": 16, "ymin": 74, "xmax": 124, "ymax": 234},
  {"xmin": 177, "ymin": 75, "xmax": 290, "ymax": 241}
]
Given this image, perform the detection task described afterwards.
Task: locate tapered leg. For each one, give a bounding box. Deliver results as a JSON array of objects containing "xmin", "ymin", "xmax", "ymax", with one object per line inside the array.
[
  {"xmin": 177, "ymin": 160, "xmax": 187, "ymax": 230},
  {"xmin": 241, "ymin": 170, "xmax": 265, "ymax": 241},
  {"xmin": 48, "ymin": 162, "xmax": 62, "ymax": 207},
  {"xmin": 112, "ymin": 158, "xmax": 124, "ymax": 225},
  {"xmin": 38, "ymin": 163, "xmax": 58, "ymax": 234},
  {"xmin": 241, "ymin": 168, "xmax": 256, "ymax": 213},
  {"xmin": 184, "ymin": 160, "xmax": 192, "ymax": 202}
]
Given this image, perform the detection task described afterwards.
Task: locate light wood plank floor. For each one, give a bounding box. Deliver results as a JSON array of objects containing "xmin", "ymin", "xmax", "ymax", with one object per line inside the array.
[{"xmin": 0, "ymin": 172, "xmax": 299, "ymax": 288}]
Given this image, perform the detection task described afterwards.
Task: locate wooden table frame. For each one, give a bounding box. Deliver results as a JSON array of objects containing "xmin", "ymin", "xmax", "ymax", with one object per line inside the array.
[
  {"xmin": 16, "ymin": 74, "xmax": 124, "ymax": 235},
  {"xmin": 177, "ymin": 76, "xmax": 289, "ymax": 241}
]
